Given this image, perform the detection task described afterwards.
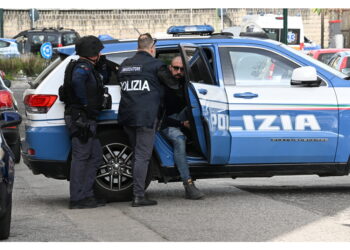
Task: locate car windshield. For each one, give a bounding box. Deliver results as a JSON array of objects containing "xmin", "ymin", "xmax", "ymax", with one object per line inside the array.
[{"xmin": 281, "ymin": 44, "xmax": 348, "ymax": 79}]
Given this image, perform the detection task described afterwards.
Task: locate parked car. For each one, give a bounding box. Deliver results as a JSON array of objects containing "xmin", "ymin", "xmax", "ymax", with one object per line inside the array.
[
  {"xmin": 0, "ymin": 111, "xmax": 22, "ymax": 240},
  {"xmin": 21, "ymin": 25, "xmax": 350, "ymax": 202},
  {"xmin": 0, "ymin": 76, "xmax": 21, "ymax": 163},
  {"xmin": 0, "ymin": 38, "xmax": 20, "ymax": 58},
  {"xmin": 13, "ymin": 28, "xmax": 80, "ymax": 55},
  {"xmin": 327, "ymin": 51, "xmax": 350, "ymax": 75},
  {"xmin": 307, "ymin": 48, "xmax": 350, "ymax": 64}
]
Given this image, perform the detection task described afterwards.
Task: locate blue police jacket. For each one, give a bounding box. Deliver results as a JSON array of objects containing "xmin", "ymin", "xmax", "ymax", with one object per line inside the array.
[{"xmin": 117, "ymin": 51, "xmax": 165, "ymax": 128}]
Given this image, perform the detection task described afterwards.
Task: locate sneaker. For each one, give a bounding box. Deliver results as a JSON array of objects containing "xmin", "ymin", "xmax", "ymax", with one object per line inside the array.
[
  {"xmin": 69, "ymin": 197, "xmax": 98, "ymax": 209},
  {"xmin": 132, "ymin": 196, "xmax": 158, "ymax": 207},
  {"xmin": 183, "ymin": 179, "xmax": 205, "ymax": 200}
]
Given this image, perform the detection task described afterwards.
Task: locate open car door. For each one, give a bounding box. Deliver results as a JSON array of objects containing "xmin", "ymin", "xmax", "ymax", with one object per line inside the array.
[{"xmin": 179, "ymin": 44, "xmax": 231, "ymax": 164}]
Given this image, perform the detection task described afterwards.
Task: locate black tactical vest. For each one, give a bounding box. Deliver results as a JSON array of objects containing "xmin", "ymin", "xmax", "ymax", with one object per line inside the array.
[
  {"xmin": 117, "ymin": 51, "xmax": 165, "ymax": 127},
  {"xmin": 61, "ymin": 58, "xmax": 105, "ymax": 119}
]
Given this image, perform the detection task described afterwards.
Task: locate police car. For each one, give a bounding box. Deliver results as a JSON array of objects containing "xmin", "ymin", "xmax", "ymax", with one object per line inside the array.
[{"xmin": 21, "ymin": 25, "xmax": 350, "ymax": 201}]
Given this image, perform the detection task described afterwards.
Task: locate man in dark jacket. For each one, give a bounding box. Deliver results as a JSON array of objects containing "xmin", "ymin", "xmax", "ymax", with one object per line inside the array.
[
  {"xmin": 118, "ymin": 33, "xmax": 177, "ymax": 207},
  {"xmin": 63, "ymin": 35, "xmax": 106, "ymax": 209},
  {"xmin": 161, "ymin": 56, "xmax": 204, "ymax": 200}
]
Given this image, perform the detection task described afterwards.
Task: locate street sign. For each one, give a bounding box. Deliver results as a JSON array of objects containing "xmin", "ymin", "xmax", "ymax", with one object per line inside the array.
[{"xmin": 40, "ymin": 42, "xmax": 53, "ymax": 59}]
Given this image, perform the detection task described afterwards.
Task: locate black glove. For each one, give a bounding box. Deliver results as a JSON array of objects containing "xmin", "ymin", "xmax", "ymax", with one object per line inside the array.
[{"xmin": 72, "ymin": 108, "xmax": 91, "ymax": 143}]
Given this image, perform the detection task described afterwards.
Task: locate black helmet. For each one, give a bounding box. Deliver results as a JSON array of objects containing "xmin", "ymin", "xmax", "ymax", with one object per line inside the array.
[{"xmin": 75, "ymin": 35, "xmax": 104, "ymax": 57}]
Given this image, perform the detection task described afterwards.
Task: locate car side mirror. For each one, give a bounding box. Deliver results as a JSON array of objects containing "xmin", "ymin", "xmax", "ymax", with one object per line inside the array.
[
  {"xmin": 0, "ymin": 111, "xmax": 22, "ymax": 129},
  {"xmin": 291, "ymin": 66, "xmax": 321, "ymax": 87}
]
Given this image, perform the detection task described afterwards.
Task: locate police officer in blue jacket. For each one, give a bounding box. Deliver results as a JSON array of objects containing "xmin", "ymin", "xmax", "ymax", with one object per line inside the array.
[
  {"xmin": 62, "ymin": 35, "xmax": 106, "ymax": 209},
  {"xmin": 118, "ymin": 33, "xmax": 178, "ymax": 207}
]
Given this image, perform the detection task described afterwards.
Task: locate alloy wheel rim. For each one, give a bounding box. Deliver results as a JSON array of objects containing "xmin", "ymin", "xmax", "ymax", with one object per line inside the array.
[{"xmin": 96, "ymin": 143, "xmax": 133, "ymax": 192}]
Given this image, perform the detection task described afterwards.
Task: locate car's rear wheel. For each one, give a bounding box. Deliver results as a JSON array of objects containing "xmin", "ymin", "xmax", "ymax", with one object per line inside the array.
[
  {"xmin": 0, "ymin": 195, "xmax": 12, "ymax": 240},
  {"xmin": 94, "ymin": 129, "xmax": 152, "ymax": 202}
]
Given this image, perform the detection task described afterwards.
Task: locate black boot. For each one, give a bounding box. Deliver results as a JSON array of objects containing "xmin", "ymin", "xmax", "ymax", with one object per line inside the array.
[
  {"xmin": 183, "ymin": 179, "xmax": 204, "ymax": 200},
  {"xmin": 132, "ymin": 196, "xmax": 158, "ymax": 207},
  {"xmin": 69, "ymin": 197, "xmax": 98, "ymax": 209}
]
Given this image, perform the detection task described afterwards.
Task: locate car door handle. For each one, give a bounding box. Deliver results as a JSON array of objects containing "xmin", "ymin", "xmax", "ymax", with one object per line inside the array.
[
  {"xmin": 234, "ymin": 92, "xmax": 259, "ymax": 99},
  {"xmin": 198, "ymin": 89, "xmax": 208, "ymax": 95}
]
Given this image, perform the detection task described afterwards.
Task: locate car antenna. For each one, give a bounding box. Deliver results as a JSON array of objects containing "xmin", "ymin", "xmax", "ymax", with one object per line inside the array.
[{"xmin": 134, "ymin": 28, "xmax": 141, "ymax": 35}]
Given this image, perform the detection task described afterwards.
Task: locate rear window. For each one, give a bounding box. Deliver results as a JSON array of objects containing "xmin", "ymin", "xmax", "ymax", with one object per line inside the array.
[
  {"xmin": 32, "ymin": 56, "xmax": 65, "ymax": 88},
  {"xmin": 62, "ymin": 33, "xmax": 78, "ymax": 46},
  {"xmin": 0, "ymin": 40, "xmax": 10, "ymax": 48}
]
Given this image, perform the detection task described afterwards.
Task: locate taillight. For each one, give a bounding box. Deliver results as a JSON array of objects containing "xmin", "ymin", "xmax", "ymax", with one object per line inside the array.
[
  {"xmin": 0, "ymin": 90, "xmax": 13, "ymax": 109},
  {"xmin": 300, "ymin": 43, "xmax": 305, "ymax": 51},
  {"xmin": 28, "ymin": 148, "xmax": 36, "ymax": 155},
  {"xmin": 57, "ymin": 43, "xmax": 63, "ymax": 47},
  {"xmin": 24, "ymin": 94, "xmax": 57, "ymax": 113}
]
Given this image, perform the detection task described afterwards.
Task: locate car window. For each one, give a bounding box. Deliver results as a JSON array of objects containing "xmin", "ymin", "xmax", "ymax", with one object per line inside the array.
[
  {"xmin": 62, "ymin": 33, "xmax": 78, "ymax": 46},
  {"xmin": 0, "ymin": 40, "xmax": 10, "ymax": 48},
  {"xmin": 182, "ymin": 47, "xmax": 215, "ymax": 85},
  {"xmin": 105, "ymin": 51, "xmax": 137, "ymax": 65},
  {"xmin": 31, "ymin": 34, "xmax": 45, "ymax": 45},
  {"xmin": 318, "ymin": 53, "xmax": 335, "ymax": 64},
  {"xmin": 48, "ymin": 35, "xmax": 58, "ymax": 45},
  {"xmin": 32, "ymin": 57, "xmax": 64, "ymax": 88},
  {"xmin": 221, "ymin": 47, "xmax": 298, "ymax": 86}
]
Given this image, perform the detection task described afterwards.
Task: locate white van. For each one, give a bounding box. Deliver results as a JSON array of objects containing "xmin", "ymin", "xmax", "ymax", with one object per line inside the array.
[{"xmin": 240, "ymin": 14, "xmax": 305, "ymax": 50}]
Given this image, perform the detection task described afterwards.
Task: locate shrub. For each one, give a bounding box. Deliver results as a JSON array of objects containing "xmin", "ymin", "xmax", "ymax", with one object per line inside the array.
[{"xmin": 0, "ymin": 55, "xmax": 48, "ymax": 79}]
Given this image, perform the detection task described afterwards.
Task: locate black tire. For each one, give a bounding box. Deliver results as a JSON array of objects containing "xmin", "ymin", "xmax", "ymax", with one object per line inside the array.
[
  {"xmin": 0, "ymin": 196, "xmax": 12, "ymax": 240},
  {"xmin": 9, "ymin": 138, "xmax": 21, "ymax": 164},
  {"xmin": 94, "ymin": 129, "xmax": 154, "ymax": 202}
]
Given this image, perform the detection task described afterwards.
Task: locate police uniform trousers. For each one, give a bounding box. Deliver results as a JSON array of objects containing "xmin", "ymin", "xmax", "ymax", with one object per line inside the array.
[
  {"xmin": 123, "ymin": 122, "xmax": 157, "ymax": 198},
  {"xmin": 65, "ymin": 115, "xmax": 103, "ymax": 202}
]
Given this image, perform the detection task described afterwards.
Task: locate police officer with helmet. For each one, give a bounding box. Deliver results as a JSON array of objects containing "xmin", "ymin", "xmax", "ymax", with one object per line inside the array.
[
  {"xmin": 61, "ymin": 35, "xmax": 109, "ymax": 209},
  {"xmin": 118, "ymin": 33, "xmax": 178, "ymax": 207}
]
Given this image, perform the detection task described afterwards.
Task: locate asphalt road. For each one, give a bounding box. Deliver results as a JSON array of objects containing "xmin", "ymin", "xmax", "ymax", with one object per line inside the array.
[{"xmin": 4, "ymin": 80, "xmax": 350, "ymax": 242}]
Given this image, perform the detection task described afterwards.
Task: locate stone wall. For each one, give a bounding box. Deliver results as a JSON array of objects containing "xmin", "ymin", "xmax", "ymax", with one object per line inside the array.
[{"xmin": 3, "ymin": 8, "xmax": 329, "ymax": 47}]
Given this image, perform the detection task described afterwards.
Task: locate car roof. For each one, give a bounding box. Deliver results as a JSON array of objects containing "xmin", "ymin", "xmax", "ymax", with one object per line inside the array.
[
  {"xmin": 13, "ymin": 28, "xmax": 78, "ymax": 38},
  {"xmin": 57, "ymin": 36, "xmax": 283, "ymax": 56}
]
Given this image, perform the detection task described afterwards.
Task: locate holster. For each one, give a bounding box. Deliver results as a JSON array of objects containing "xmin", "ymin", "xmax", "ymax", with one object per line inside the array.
[{"xmin": 70, "ymin": 108, "xmax": 93, "ymax": 143}]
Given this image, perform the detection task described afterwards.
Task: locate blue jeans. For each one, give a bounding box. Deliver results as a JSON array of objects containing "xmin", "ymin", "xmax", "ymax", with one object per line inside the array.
[{"xmin": 161, "ymin": 110, "xmax": 191, "ymax": 181}]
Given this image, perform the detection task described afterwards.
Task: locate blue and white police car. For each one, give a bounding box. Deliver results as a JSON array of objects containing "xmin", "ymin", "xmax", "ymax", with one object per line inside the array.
[{"xmin": 21, "ymin": 25, "xmax": 350, "ymax": 201}]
